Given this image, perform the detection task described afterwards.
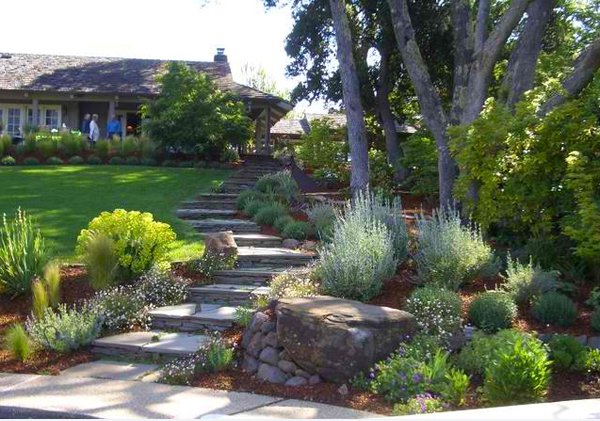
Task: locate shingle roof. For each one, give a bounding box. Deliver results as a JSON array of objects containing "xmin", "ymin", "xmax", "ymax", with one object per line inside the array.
[
  {"xmin": 271, "ymin": 118, "xmax": 311, "ymax": 136},
  {"xmin": 0, "ymin": 53, "xmax": 277, "ymax": 101}
]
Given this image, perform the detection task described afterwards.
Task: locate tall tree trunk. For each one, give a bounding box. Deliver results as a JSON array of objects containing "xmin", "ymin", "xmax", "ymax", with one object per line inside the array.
[
  {"xmin": 387, "ymin": 0, "xmax": 457, "ymax": 206},
  {"xmin": 329, "ymin": 0, "xmax": 370, "ymax": 193},
  {"xmin": 376, "ymin": 43, "xmax": 408, "ymax": 182},
  {"xmin": 449, "ymin": 0, "xmax": 474, "ymax": 125},
  {"xmin": 502, "ymin": 0, "xmax": 556, "ymax": 108}
]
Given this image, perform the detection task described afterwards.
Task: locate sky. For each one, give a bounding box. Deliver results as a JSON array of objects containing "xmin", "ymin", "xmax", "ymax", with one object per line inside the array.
[{"xmin": 1, "ymin": 0, "xmax": 328, "ymax": 113}]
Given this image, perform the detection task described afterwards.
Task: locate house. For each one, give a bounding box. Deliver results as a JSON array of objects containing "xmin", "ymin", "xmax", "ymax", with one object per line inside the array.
[
  {"xmin": 0, "ymin": 49, "xmax": 291, "ymax": 153},
  {"xmin": 271, "ymin": 112, "xmax": 417, "ymax": 145}
]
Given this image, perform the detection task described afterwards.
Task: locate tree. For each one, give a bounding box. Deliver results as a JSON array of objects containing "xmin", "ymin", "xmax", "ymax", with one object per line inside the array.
[
  {"xmin": 141, "ymin": 62, "xmax": 252, "ymax": 159},
  {"xmin": 329, "ymin": 0, "xmax": 370, "ymax": 192},
  {"xmin": 240, "ymin": 63, "xmax": 291, "ymax": 100}
]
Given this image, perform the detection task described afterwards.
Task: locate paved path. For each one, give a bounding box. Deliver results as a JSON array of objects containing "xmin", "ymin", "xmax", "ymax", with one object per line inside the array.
[{"xmin": 0, "ymin": 373, "xmax": 376, "ymax": 419}]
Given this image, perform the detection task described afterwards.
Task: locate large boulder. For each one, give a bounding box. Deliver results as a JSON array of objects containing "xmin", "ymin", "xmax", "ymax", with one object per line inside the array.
[
  {"xmin": 276, "ymin": 296, "xmax": 416, "ymax": 383},
  {"xmin": 203, "ymin": 231, "xmax": 237, "ymax": 260}
]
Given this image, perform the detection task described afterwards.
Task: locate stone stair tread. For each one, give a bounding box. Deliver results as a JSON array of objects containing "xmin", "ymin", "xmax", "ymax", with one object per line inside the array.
[
  {"xmin": 93, "ymin": 331, "xmax": 209, "ymax": 356},
  {"xmin": 177, "ymin": 209, "xmax": 237, "ymax": 215},
  {"xmin": 237, "ymin": 246, "xmax": 316, "ymax": 257},
  {"xmin": 214, "ymin": 268, "xmax": 287, "ymax": 276},
  {"xmin": 149, "ymin": 304, "xmax": 238, "ymax": 322},
  {"xmin": 190, "ymin": 283, "xmax": 261, "ymax": 292},
  {"xmin": 197, "ymin": 193, "xmax": 239, "ymax": 198},
  {"xmin": 232, "ymin": 233, "xmax": 283, "ymax": 241}
]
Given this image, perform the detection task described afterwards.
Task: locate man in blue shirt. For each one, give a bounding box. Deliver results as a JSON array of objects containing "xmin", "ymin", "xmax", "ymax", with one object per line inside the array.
[
  {"xmin": 81, "ymin": 113, "xmax": 91, "ymax": 137},
  {"xmin": 107, "ymin": 115, "xmax": 122, "ymax": 140}
]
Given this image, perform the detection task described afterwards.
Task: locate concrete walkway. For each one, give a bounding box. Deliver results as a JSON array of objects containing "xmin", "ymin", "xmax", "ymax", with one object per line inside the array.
[{"xmin": 0, "ymin": 373, "xmax": 376, "ymax": 419}]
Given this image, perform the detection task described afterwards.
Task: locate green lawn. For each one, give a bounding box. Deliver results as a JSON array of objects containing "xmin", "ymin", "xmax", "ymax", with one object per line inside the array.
[{"xmin": 0, "ymin": 166, "xmax": 231, "ymax": 262}]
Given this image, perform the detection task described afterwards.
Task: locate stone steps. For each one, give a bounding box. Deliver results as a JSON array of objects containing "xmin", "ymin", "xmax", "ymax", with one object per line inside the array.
[
  {"xmin": 212, "ymin": 268, "xmax": 285, "ymax": 285},
  {"xmin": 231, "ymin": 233, "xmax": 283, "ymax": 247},
  {"xmin": 176, "ymin": 209, "xmax": 237, "ymax": 219},
  {"xmin": 92, "ymin": 331, "xmax": 209, "ymax": 360},
  {"xmin": 180, "ymin": 200, "xmax": 237, "ymax": 210},
  {"xmin": 188, "ymin": 284, "xmax": 270, "ymax": 306},
  {"xmin": 149, "ymin": 303, "xmax": 237, "ymax": 332},
  {"xmin": 236, "ymin": 247, "xmax": 317, "ymax": 268},
  {"xmin": 188, "ymin": 219, "xmax": 260, "ymax": 233}
]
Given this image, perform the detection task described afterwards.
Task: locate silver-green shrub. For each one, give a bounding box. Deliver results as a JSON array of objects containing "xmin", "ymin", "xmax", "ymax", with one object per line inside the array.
[
  {"xmin": 500, "ymin": 256, "xmax": 559, "ymax": 305},
  {"xmin": 405, "ymin": 286, "xmax": 462, "ymax": 340},
  {"xmin": 87, "ymin": 286, "xmax": 150, "ymax": 333},
  {"xmin": 268, "ymin": 267, "xmax": 321, "ymax": 300},
  {"xmin": 137, "ymin": 268, "xmax": 187, "ymax": 308},
  {"xmin": 26, "ymin": 304, "xmax": 102, "ymax": 352},
  {"xmin": 255, "ymin": 170, "xmax": 299, "ymax": 204},
  {"xmin": 307, "ymin": 203, "xmax": 336, "ymax": 241},
  {"xmin": 414, "ymin": 207, "xmax": 498, "ymax": 290}
]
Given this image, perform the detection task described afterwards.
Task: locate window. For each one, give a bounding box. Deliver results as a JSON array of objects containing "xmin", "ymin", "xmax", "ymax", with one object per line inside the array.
[
  {"xmin": 7, "ymin": 108, "xmax": 21, "ymax": 136},
  {"xmin": 44, "ymin": 109, "xmax": 59, "ymax": 129}
]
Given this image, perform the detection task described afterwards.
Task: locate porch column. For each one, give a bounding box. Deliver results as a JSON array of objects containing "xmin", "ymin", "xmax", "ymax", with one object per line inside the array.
[
  {"xmin": 32, "ymin": 98, "xmax": 39, "ymax": 127},
  {"xmin": 254, "ymin": 119, "xmax": 262, "ymax": 154},
  {"xmin": 264, "ymin": 105, "xmax": 272, "ymax": 155}
]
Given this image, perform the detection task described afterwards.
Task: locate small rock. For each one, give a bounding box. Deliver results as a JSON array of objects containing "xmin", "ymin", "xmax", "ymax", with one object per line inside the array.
[
  {"xmin": 588, "ymin": 336, "xmax": 600, "ymax": 349},
  {"xmin": 248, "ymin": 312, "xmax": 269, "ymax": 333},
  {"xmin": 259, "ymin": 346, "xmax": 279, "ymax": 366},
  {"xmin": 260, "ymin": 321, "xmax": 276, "ymax": 334},
  {"xmin": 282, "ymin": 239, "xmax": 301, "ymax": 249},
  {"xmin": 338, "ymin": 384, "xmax": 349, "ymax": 396},
  {"xmin": 309, "ymin": 374, "xmax": 321, "ymax": 385},
  {"xmin": 241, "ymin": 329, "xmax": 254, "ymax": 349},
  {"xmin": 537, "ymin": 333, "xmax": 552, "ymax": 343},
  {"xmin": 279, "ymin": 350, "xmax": 290, "ymax": 360},
  {"xmin": 285, "ymin": 376, "xmax": 308, "ymax": 387},
  {"xmin": 302, "ymin": 240, "xmax": 318, "ymax": 251},
  {"xmin": 264, "ymin": 331, "xmax": 279, "ymax": 348},
  {"xmin": 257, "ymin": 363, "xmax": 287, "ymax": 384},
  {"xmin": 242, "ymin": 355, "xmax": 259, "ymax": 374},
  {"xmin": 278, "ymin": 360, "xmax": 298, "ymax": 373},
  {"xmin": 295, "ymin": 369, "xmax": 310, "ymax": 379},
  {"xmin": 246, "ymin": 332, "xmax": 265, "ymax": 357}
]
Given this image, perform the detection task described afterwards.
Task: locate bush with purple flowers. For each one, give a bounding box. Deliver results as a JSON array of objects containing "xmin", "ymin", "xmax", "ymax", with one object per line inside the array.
[{"xmin": 392, "ymin": 394, "xmax": 446, "ymax": 415}]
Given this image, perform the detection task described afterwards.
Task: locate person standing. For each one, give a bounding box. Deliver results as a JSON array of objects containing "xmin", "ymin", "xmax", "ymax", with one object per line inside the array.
[
  {"xmin": 89, "ymin": 114, "xmax": 100, "ymax": 146},
  {"xmin": 81, "ymin": 113, "xmax": 91, "ymax": 138},
  {"xmin": 107, "ymin": 115, "xmax": 122, "ymax": 140}
]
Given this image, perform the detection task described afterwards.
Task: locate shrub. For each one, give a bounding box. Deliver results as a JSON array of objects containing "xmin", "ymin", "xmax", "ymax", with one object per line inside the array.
[
  {"xmin": 591, "ymin": 309, "xmax": 600, "ymax": 332},
  {"xmin": 32, "ymin": 280, "xmax": 49, "ymax": 319},
  {"xmin": 318, "ymin": 213, "xmax": 396, "ymax": 302},
  {"xmin": 501, "ymin": 256, "xmax": 559, "ymax": 305},
  {"xmin": 45, "ymin": 156, "xmax": 63, "ymax": 165},
  {"xmin": 68, "ymin": 155, "xmax": 85, "ymax": 165},
  {"xmin": 281, "ymin": 220, "xmax": 312, "ymax": 240},
  {"xmin": 253, "ymin": 202, "xmax": 288, "ymax": 226},
  {"xmin": 195, "ymin": 250, "xmax": 237, "ymax": 279},
  {"xmin": 161, "ymin": 159, "xmax": 177, "ymax": 167},
  {"xmin": 88, "ymin": 286, "xmax": 149, "ymax": 333},
  {"xmin": 83, "ymin": 232, "xmax": 119, "ymax": 290},
  {"xmin": 178, "ymin": 160, "xmax": 194, "ymax": 168},
  {"xmin": 1, "ymin": 155, "xmax": 16, "ymax": 166},
  {"xmin": 159, "ymin": 354, "xmax": 201, "ymax": 385},
  {"xmin": 482, "ymin": 337, "xmax": 551, "ymax": 405},
  {"xmin": 586, "ymin": 348, "xmax": 600, "ymax": 372},
  {"xmin": 531, "ymin": 292, "xmax": 577, "ymax": 327},
  {"xmin": 108, "ymin": 156, "xmax": 125, "ymax": 165},
  {"xmin": 468, "ymin": 291, "xmax": 517, "ymax": 333},
  {"xmin": 60, "ymin": 132, "xmax": 87, "ymax": 156},
  {"xmin": 125, "ymin": 156, "xmax": 140, "ymax": 166},
  {"xmin": 234, "ymin": 306, "xmax": 254, "ymax": 327},
  {"xmin": 76, "ymin": 210, "xmax": 176, "ymax": 281},
  {"xmin": 95, "ymin": 140, "xmax": 111, "ymax": 159},
  {"xmin": 0, "ymin": 134, "xmax": 11, "ymax": 156},
  {"xmin": 243, "ymin": 199, "xmax": 268, "ymax": 217},
  {"xmin": 440, "ymin": 368, "xmax": 470, "ymax": 407},
  {"xmin": 121, "ymin": 136, "xmax": 140, "ymax": 156},
  {"xmin": 585, "ymin": 287, "xmax": 600, "ymax": 309},
  {"xmin": 255, "ymin": 170, "xmax": 299, "ymax": 204},
  {"xmin": 273, "ymin": 215, "xmax": 294, "ymax": 232},
  {"xmin": 548, "ymin": 334, "xmax": 587, "ymax": 371},
  {"xmin": 399, "ymin": 132, "xmax": 439, "ymax": 196},
  {"xmin": 137, "ymin": 268, "xmax": 187, "ymax": 308},
  {"xmin": 405, "ymin": 286, "xmax": 462, "ymax": 340},
  {"xmin": 140, "ymin": 158, "xmax": 158, "ymax": 166},
  {"xmin": 23, "ymin": 157, "xmax": 40, "ymax": 166},
  {"xmin": 0, "ymin": 209, "xmax": 47, "ymax": 296},
  {"xmin": 414, "ymin": 207, "xmax": 498, "ymax": 290},
  {"xmin": 205, "ymin": 337, "xmax": 235, "ymax": 372},
  {"xmin": 307, "ymin": 203, "xmax": 336, "ymax": 241},
  {"xmin": 296, "ymin": 118, "xmax": 347, "ymax": 179},
  {"xmin": 26, "ymin": 304, "xmax": 102, "ymax": 352},
  {"xmin": 392, "ymin": 394, "xmax": 445, "ymax": 415},
  {"xmin": 87, "ymin": 155, "xmax": 102, "ymax": 165},
  {"xmin": 42, "ymin": 262, "xmax": 61, "ymax": 308},
  {"xmin": 194, "ymin": 160, "xmax": 207, "ymax": 168},
  {"xmin": 221, "ymin": 148, "xmax": 239, "ymax": 162},
  {"xmin": 140, "ymin": 137, "xmax": 160, "ymax": 159},
  {"xmin": 37, "ymin": 140, "xmax": 58, "ymax": 158},
  {"xmin": 268, "ymin": 267, "xmax": 321, "ymax": 300},
  {"xmin": 4, "ymin": 324, "xmax": 33, "ymax": 362},
  {"xmin": 236, "ymin": 190, "xmax": 265, "ymax": 210}
]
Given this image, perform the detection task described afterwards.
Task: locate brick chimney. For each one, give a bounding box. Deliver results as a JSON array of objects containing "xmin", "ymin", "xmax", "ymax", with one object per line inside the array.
[{"xmin": 214, "ymin": 48, "xmax": 227, "ymax": 63}]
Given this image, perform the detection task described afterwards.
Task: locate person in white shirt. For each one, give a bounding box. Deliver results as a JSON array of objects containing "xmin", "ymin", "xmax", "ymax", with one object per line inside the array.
[{"xmin": 89, "ymin": 114, "xmax": 100, "ymax": 146}]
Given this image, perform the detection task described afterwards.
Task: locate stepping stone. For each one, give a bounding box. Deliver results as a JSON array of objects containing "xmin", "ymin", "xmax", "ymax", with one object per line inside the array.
[
  {"xmin": 187, "ymin": 219, "xmax": 260, "ymax": 233},
  {"xmin": 149, "ymin": 304, "xmax": 238, "ymax": 331},
  {"xmin": 196, "ymin": 193, "xmax": 239, "ymax": 199},
  {"xmin": 188, "ymin": 284, "xmax": 270, "ymax": 306},
  {"xmin": 176, "ymin": 209, "xmax": 237, "ymax": 219},
  {"xmin": 230, "ymin": 233, "xmax": 283, "ymax": 247},
  {"xmin": 92, "ymin": 331, "xmax": 209, "ymax": 359},
  {"xmin": 212, "ymin": 268, "xmax": 286, "ymax": 285},
  {"xmin": 236, "ymin": 247, "xmax": 317, "ymax": 268},
  {"xmin": 60, "ymin": 361, "xmax": 159, "ymax": 382}
]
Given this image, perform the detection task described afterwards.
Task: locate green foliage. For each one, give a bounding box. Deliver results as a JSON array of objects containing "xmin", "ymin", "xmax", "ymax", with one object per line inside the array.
[
  {"xmin": 531, "ymin": 292, "xmax": 577, "ymax": 327},
  {"xmin": 268, "ymin": 267, "xmax": 321, "ymax": 300},
  {"xmin": 233, "ymin": 305, "xmax": 254, "ymax": 327},
  {"xmin": 45, "ymin": 156, "xmax": 63, "ymax": 165},
  {"xmin": 243, "ymin": 199, "xmax": 268, "ymax": 217},
  {"xmin": 253, "ymin": 202, "xmax": 288, "ymax": 226},
  {"xmin": 4, "ymin": 323, "xmax": 33, "ymax": 362},
  {"xmin": 586, "ymin": 287, "xmax": 600, "ymax": 309},
  {"xmin": 548, "ymin": 334, "xmax": 587, "ymax": 371},
  {"xmin": 1, "ymin": 156, "xmax": 16, "ymax": 166},
  {"xmin": 141, "ymin": 158, "xmax": 158, "ymax": 166},
  {"xmin": 236, "ymin": 190, "xmax": 265, "ymax": 211},
  {"xmin": 141, "ymin": 62, "xmax": 252, "ymax": 158},
  {"xmin": 591, "ymin": 309, "xmax": 600, "ymax": 332},
  {"xmin": 161, "ymin": 159, "xmax": 177, "ymax": 167},
  {"xmin": 195, "ymin": 250, "xmax": 237, "ymax": 279},
  {"xmin": 68, "ymin": 156, "xmax": 85, "ymax": 165},
  {"xmin": 0, "ymin": 209, "xmax": 47, "ymax": 297},
  {"xmin": 281, "ymin": 220, "xmax": 311, "ymax": 240},
  {"xmin": 205, "ymin": 337, "xmax": 235, "ymax": 372},
  {"xmin": 399, "ymin": 132, "xmax": 439, "ymax": 196},
  {"xmin": 120, "ymin": 136, "xmax": 140, "ymax": 156},
  {"xmin": 178, "ymin": 160, "xmax": 194, "ymax": 168},
  {"xmin": 468, "ymin": 291, "xmax": 517, "ymax": 333},
  {"xmin": 76, "ymin": 209, "xmax": 176, "ymax": 281},
  {"xmin": 87, "ymin": 155, "xmax": 102, "ymax": 165},
  {"xmin": 26, "ymin": 304, "xmax": 102, "ymax": 352},
  {"xmin": 296, "ymin": 118, "xmax": 347, "ymax": 179},
  {"xmin": 368, "ymin": 148, "xmax": 394, "ymax": 195},
  {"xmin": 32, "ymin": 280, "xmax": 49, "ymax": 319},
  {"xmin": 108, "ymin": 156, "xmax": 125, "ymax": 165},
  {"xmin": 440, "ymin": 368, "xmax": 470, "ymax": 407},
  {"xmin": 88, "ymin": 286, "xmax": 150, "ymax": 333},
  {"xmin": 255, "ymin": 171, "xmax": 299, "ymax": 204},
  {"xmin": 482, "ymin": 337, "xmax": 551, "ymax": 405},
  {"xmin": 125, "ymin": 156, "xmax": 141, "ymax": 166},
  {"xmin": 405, "ymin": 286, "xmax": 462, "ymax": 340},
  {"xmin": 307, "ymin": 203, "xmax": 336, "ymax": 241},
  {"xmin": 43, "ymin": 262, "xmax": 61, "ymax": 308},
  {"xmin": 414, "ymin": 207, "xmax": 498, "ymax": 290},
  {"xmin": 220, "ymin": 148, "xmax": 239, "ymax": 162},
  {"xmin": 60, "ymin": 132, "xmax": 87, "ymax": 156},
  {"xmin": 23, "ymin": 157, "xmax": 40, "ymax": 166},
  {"xmin": 501, "ymin": 256, "xmax": 559, "ymax": 305},
  {"xmin": 585, "ymin": 348, "xmax": 600, "ymax": 372},
  {"xmin": 37, "ymin": 139, "xmax": 58, "ymax": 159},
  {"xmin": 95, "ymin": 141, "xmax": 111, "ymax": 159},
  {"xmin": 0, "ymin": 135, "xmax": 11, "ymax": 156},
  {"xmin": 273, "ymin": 215, "xmax": 294, "ymax": 232},
  {"xmin": 392, "ymin": 395, "xmax": 445, "ymax": 415},
  {"xmin": 83, "ymin": 232, "xmax": 119, "ymax": 290},
  {"xmin": 137, "ymin": 268, "xmax": 187, "ymax": 308}
]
